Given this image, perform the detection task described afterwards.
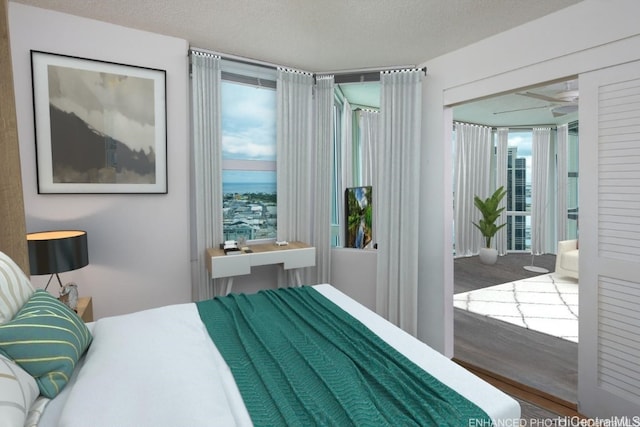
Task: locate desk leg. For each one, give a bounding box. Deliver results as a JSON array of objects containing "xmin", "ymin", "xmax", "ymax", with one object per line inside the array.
[
  {"xmin": 293, "ymin": 270, "xmax": 302, "ymax": 287},
  {"xmin": 224, "ymin": 277, "xmax": 234, "ymax": 295}
]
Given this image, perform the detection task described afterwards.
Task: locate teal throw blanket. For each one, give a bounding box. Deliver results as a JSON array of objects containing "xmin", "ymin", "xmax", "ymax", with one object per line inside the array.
[{"xmin": 196, "ymin": 286, "xmax": 492, "ymax": 426}]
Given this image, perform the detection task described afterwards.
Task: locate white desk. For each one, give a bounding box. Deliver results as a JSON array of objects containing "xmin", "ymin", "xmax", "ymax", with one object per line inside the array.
[{"xmin": 206, "ymin": 241, "xmax": 315, "ymax": 295}]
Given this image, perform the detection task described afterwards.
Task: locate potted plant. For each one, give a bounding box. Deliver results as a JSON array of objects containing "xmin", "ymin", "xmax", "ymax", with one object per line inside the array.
[{"xmin": 473, "ymin": 186, "xmax": 507, "ymax": 265}]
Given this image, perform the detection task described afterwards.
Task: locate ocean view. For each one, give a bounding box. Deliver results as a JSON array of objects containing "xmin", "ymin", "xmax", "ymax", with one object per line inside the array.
[{"xmin": 223, "ymin": 182, "xmax": 276, "ymax": 195}]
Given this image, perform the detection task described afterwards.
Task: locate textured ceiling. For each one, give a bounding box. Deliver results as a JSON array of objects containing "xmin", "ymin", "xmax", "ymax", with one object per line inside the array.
[
  {"xmin": 10, "ymin": 0, "xmax": 584, "ymax": 126},
  {"xmin": 10, "ymin": 0, "xmax": 582, "ymax": 72}
]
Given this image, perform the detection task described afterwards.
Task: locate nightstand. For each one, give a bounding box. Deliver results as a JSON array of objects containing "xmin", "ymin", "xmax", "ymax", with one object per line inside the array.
[{"xmin": 76, "ymin": 297, "xmax": 93, "ymax": 322}]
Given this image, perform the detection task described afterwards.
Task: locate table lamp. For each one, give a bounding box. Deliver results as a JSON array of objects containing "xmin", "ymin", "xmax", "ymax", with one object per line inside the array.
[{"xmin": 26, "ymin": 230, "xmax": 89, "ymax": 291}]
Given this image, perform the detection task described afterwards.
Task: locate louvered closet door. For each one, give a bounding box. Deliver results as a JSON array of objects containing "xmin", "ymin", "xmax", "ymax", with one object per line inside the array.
[{"xmin": 579, "ymin": 60, "xmax": 640, "ymax": 418}]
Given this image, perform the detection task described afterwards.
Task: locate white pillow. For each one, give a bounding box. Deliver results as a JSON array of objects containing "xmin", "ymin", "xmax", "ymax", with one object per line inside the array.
[
  {"xmin": 0, "ymin": 354, "xmax": 40, "ymax": 427},
  {"xmin": 25, "ymin": 396, "xmax": 50, "ymax": 427},
  {"xmin": 0, "ymin": 251, "xmax": 35, "ymax": 324}
]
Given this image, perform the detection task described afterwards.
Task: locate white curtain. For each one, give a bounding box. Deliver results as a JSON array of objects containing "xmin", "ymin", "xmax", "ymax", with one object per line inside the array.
[
  {"xmin": 337, "ymin": 99, "xmax": 353, "ymax": 247},
  {"xmin": 359, "ymin": 109, "xmax": 379, "ymax": 246},
  {"xmin": 495, "ymin": 128, "xmax": 509, "ymax": 255},
  {"xmin": 276, "ymin": 68, "xmax": 313, "ymax": 285},
  {"xmin": 341, "ymin": 101, "xmax": 357, "ymax": 188},
  {"xmin": 359, "ymin": 110, "xmax": 379, "ymax": 187},
  {"xmin": 453, "ymin": 122, "xmax": 493, "ymax": 256},
  {"xmin": 190, "ymin": 52, "xmax": 223, "ymax": 300},
  {"xmin": 312, "ymin": 75, "xmax": 334, "ymax": 284},
  {"xmin": 556, "ymin": 124, "xmax": 569, "ymax": 243},
  {"xmin": 376, "ymin": 69, "xmax": 423, "ymax": 336},
  {"xmin": 531, "ymin": 127, "xmax": 552, "ymax": 255}
]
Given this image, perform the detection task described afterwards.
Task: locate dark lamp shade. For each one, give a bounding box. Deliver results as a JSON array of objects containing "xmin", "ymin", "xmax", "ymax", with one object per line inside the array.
[{"xmin": 27, "ymin": 230, "xmax": 89, "ymax": 275}]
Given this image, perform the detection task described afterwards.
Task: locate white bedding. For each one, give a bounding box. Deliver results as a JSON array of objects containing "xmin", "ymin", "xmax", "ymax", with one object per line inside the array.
[{"xmin": 38, "ymin": 284, "xmax": 519, "ymax": 426}]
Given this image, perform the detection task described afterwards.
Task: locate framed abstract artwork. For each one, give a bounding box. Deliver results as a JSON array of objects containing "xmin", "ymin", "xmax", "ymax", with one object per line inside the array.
[
  {"xmin": 345, "ymin": 186, "xmax": 373, "ymax": 249},
  {"xmin": 30, "ymin": 50, "xmax": 167, "ymax": 194}
]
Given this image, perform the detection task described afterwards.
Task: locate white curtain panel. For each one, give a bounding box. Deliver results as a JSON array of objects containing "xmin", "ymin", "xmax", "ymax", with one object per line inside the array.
[
  {"xmin": 453, "ymin": 122, "xmax": 493, "ymax": 256},
  {"xmin": 190, "ymin": 52, "xmax": 223, "ymax": 300},
  {"xmin": 495, "ymin": 128, "xmax": 509, "ymax": 255},
  {"xmin": 341, "ymin": 100, "xmax": 356, "ymax": 188},
  {"xmin": 359, "ymin": 110, "xmax": 379, "ymax": 187},
  {"xmin": 359, "ymin": 109, "xmax": 380, "ymax": 245},
  {"xmin": 376, "ymin": 69, "xmax": 423, "ymax": 336},
  {"xmin": 338, "ymin": 99, "xmax": 353, "ymax": 247},
  {"xmin": 531, "ymin": 127, "xmax": 552, "ymax": 255},
  {"xmin": 556, "ymin": 124, "xmax": 569, "ymax": 243},
  {"xmin": 276, "ymin": 68, "xmax": 313, "ymax": 285},
  {"xmin": 312, "ymin": 75, "xmax": 335, "ymax": 284}
]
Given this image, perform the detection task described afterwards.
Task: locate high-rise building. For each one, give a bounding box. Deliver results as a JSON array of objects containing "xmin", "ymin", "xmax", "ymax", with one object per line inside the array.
[{"xmin": 507, "ymin": 147, "xmax": 527, "ymax": 251}]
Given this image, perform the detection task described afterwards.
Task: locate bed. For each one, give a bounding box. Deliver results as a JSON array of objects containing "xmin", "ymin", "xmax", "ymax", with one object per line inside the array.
[{"xmin": 0, "ymin": 252, "xmax": 520, "ymax": 427}]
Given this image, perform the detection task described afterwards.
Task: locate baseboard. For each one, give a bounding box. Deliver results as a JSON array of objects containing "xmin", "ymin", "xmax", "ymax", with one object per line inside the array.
[{"xmin": 454, "ymin": 358, "xmax": 582, "ymax": 417}]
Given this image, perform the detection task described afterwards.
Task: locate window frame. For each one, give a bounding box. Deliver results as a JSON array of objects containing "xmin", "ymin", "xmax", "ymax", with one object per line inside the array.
[
  {"xmin": 220, "ymin": 60, "xmax": 278, "ymax": 244},
  {"xmin": 505, "ymin": 130, "xmax": 533, "ymax": 253}
]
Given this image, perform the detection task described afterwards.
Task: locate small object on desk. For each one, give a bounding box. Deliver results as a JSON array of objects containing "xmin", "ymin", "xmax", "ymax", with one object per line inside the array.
[
  {"xmin": 222, "ymin": 240, "xmax": 238, "ymax": 250},
  {"xmin": 59, "ymin": 282, "xmax": 79, "ymax": 310},
  {"xmin": 275, "ymin": 240, "xmax": 289, "ymax": 246},
  {"xmin": 223, "ymin": 240, "xmax": 241, "ymax": 255}
]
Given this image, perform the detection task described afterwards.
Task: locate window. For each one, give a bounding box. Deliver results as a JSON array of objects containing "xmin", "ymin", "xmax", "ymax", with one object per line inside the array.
[
  {"xmin": 506, "ymin": 131, "xmax": 532, "ymax": 252},
  {"xmin": 330, "ymin": 96, "xmax": 343, "ymax": 247},
  {"xmin": 221, "ymin": 64, "xmax": 277, "ymax": 242},
  {"xmin": 330, "ymin": 82, "xmax": 381, "ymax": 248},
  {"xmin": 566, "ymin": 121, "xmax": 579, "ymax": 239}
]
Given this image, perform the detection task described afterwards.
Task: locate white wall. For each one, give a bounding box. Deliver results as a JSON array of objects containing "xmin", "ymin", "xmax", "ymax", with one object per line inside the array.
[
  {"xmin": 9, "ymin": 3, "xmax": 191, "ymax": 319},
  {"xmin": 419, "ymin": 0, "xmax": 640, "ymax": 355},
  {"xmin": 330, "ymin": 248, "xmax": 377, "ymax": 311}
]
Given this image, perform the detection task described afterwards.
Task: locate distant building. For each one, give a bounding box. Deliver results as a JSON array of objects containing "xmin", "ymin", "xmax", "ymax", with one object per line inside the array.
[
  {"xmin": 507, "ymin": 147, "xmax": 527, "ymax": 251},
  {"xmin": 223, "ymin": 193, "xmax": 277, "ymax": 242},
  {"xmin": 223, "ymin": 220, "xmax": 257, "ymax": 241}
]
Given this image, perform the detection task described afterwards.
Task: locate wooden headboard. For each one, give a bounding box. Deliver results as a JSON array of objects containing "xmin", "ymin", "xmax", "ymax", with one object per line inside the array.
[{"xmin": 0, "ymin": 0, "xmax": 29, "ymax": 273}]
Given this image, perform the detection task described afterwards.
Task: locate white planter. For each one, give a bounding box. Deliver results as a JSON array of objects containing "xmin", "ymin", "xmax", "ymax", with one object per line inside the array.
[{"xmin": 479, "ymin": 247, "xmax": 498, "ymax": 265}]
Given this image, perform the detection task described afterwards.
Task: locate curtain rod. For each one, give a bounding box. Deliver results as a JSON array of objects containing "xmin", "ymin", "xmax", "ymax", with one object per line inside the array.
[
  {"xmin": 354, "ymin": 106, "xmax": 380, "ymax": 112},
  {"xmin": 495, "ymin": 125, "xmax": 558, "ymax": 130},
  {"xmin": 319, "ymin": 65, "xmax": 426, "ymax": 76},
  {"xmin": 325, "ymin": 66, "xmax": 427, "ymax": 84},
  {"xmin": 190, "ymin": 47, "xmax": 425, "ymax": 79},
  {"xmin": 454, "ymin": 121, "xmax": 558, "ymax": 130},
  {"xmin": 189, "ymin": 47, "xmax": 312, "ymax": 74}
]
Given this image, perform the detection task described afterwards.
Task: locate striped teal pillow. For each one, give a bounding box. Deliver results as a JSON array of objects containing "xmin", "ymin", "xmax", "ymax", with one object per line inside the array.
[{"xmin": 0, "ymin": 290, "xmax": 92, "ymax": 398}]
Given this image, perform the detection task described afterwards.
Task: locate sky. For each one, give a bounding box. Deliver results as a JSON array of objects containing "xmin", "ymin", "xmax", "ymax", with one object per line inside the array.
[
  {"xmin": 508, "ymin": 131, "xmax": 533, "ymax": 157},
  {"xmin": 508, "ymin": 130, "xmax": 533, "ymax": 185},
  {"xmin": 221, "ymin": 81, "xmax": 276, "ymax": 161}
]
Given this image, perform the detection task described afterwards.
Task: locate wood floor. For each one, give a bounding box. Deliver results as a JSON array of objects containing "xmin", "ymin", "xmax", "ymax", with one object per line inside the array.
[{"xmin": 454, "ymin": 253, "xmax": 579, "ymax": 419}]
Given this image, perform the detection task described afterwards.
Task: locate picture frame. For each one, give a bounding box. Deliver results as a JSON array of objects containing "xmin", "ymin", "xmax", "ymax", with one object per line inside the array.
[
  {"xmin": 345, "ymin": 186, "xmax": 373, "ymax": 249},
  {"xmin": 30, "ymin": 50, "xmax": 167, "ymax": 194}
]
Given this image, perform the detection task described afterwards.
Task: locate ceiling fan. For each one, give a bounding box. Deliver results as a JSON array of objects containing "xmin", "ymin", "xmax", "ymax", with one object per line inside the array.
[
  {"xmin": 494, "ymin": 83, "xmax": 579, "ymax": 118},
  {"xmin": 517, "ymin": 82, "xmax": 579, "ymax": 117},
  {"xmin": 517, "ymin": 89, "xmax": 579, "ymax": 104}
]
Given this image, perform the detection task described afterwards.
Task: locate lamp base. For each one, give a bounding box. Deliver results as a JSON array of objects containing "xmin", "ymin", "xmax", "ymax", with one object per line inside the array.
[
  {"xmin": 523, "ymin": 265, "xmax": 549, "ymax": 274},
  {"xmin": 44, "ymin": 273, "xmax": 64, "ymax": 291}
]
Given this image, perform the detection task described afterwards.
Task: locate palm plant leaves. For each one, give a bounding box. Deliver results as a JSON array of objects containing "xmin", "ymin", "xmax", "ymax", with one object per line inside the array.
[{"xmin": 472, "ymin": 186, "xmax": 507, "ymax": 248}]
